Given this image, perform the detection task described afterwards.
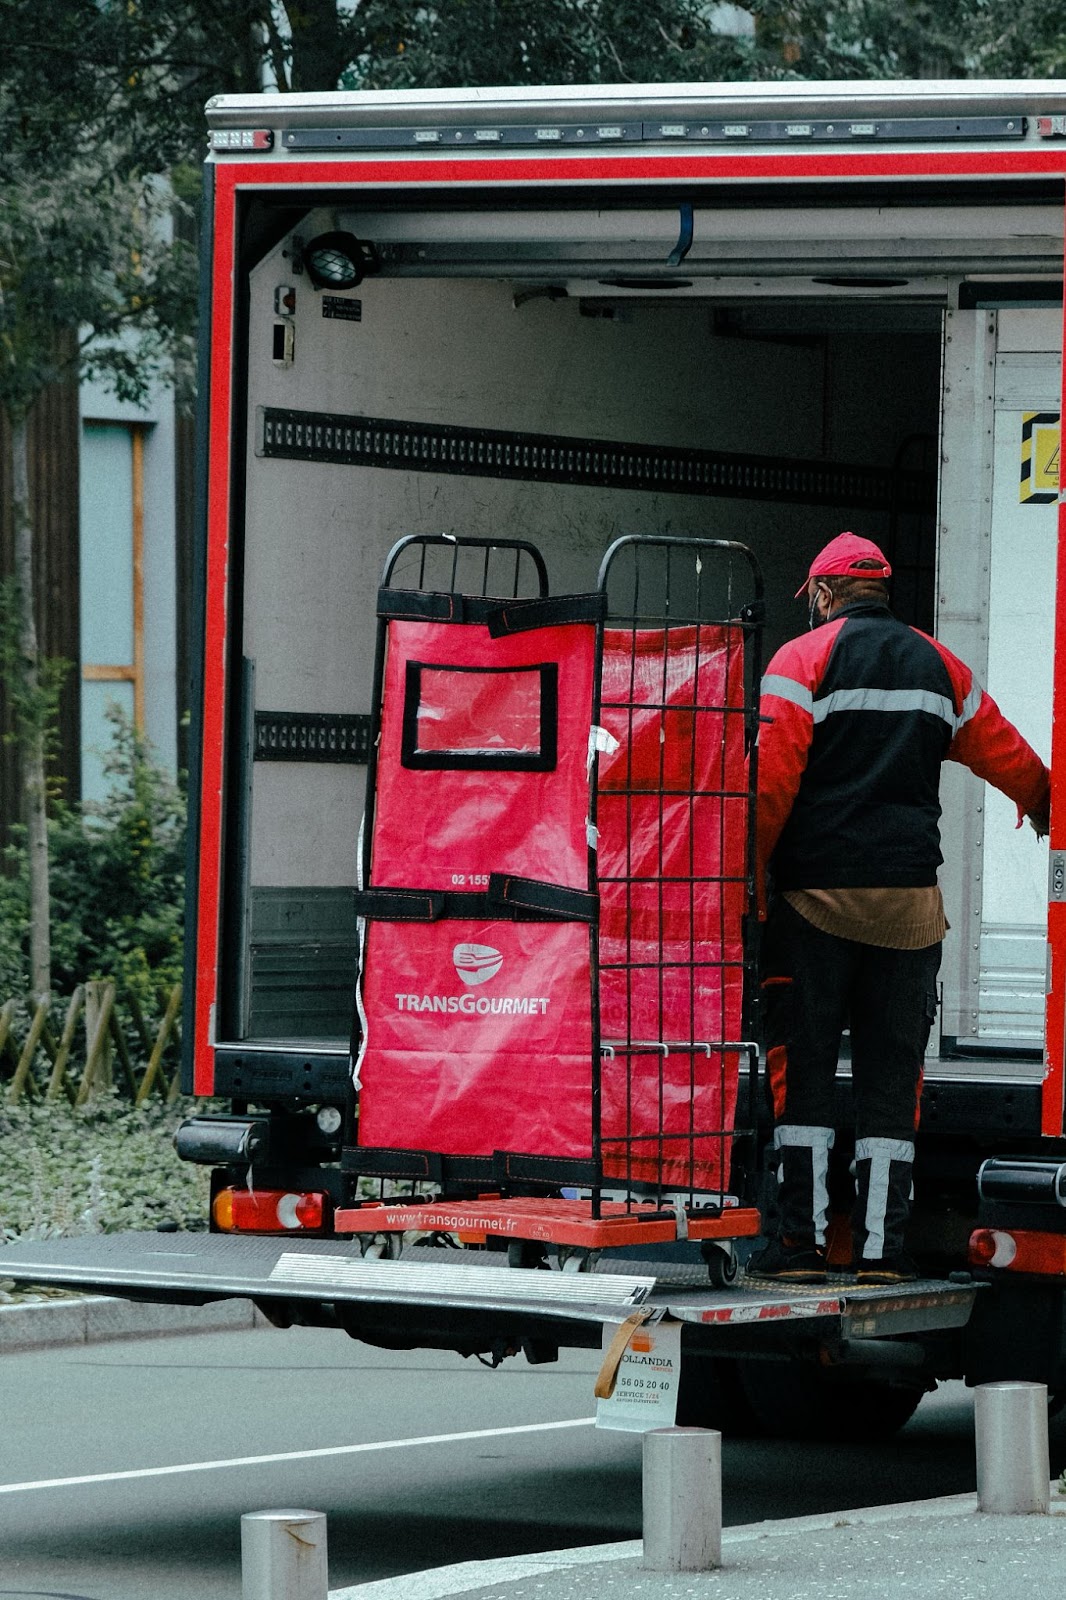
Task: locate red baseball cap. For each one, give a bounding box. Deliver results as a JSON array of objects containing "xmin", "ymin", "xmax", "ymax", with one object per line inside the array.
[{"xmin": 794, "ymin": 532, "xmax": 892, "ymax": 598}]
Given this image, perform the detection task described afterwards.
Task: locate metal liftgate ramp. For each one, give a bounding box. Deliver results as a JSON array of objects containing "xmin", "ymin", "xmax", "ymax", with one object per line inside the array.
[
  {"xmin": 0, "ymin": 1233, "xmax": 982, "ymax": 1342},
  {"xmin": 337, "ymin": 534, "xmax": 765, "ymax": 1251}
]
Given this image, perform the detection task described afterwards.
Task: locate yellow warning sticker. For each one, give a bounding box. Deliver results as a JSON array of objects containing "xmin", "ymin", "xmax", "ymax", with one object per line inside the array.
[{"xmin": 1020, "ymin": 411, "xmax": 1060, "ymax": 503}]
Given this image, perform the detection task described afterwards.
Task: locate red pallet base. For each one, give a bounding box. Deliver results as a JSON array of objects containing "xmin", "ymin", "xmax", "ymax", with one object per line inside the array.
[{"xmin": 333, "ymin": 1196, "xmax": 762, "ymax": 1249}]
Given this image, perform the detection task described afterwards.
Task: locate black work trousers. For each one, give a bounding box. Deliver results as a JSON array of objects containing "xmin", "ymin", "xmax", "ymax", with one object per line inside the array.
[{"xmin": 761, "ymin": 896, "xmax": 941, "ymax": 1259}]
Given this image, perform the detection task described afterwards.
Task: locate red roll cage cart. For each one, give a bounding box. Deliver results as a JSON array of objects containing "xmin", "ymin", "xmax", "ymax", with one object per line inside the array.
[{"xmin": 335, "ymin": 533, "xmax": 765, "ymax": 1281}]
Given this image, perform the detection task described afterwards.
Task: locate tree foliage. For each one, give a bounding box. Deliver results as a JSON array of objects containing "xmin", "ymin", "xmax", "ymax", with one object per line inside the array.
[
  {"xmin": 341, "ymin": 2, "xmax": 752, "ymax": 91},
  {"xmin": 48, "ymin": 709, "xmax": 187, "ymax": 998},
  {"xmin": 0, "ymin": 161, "xmax": 196, "ymax": 424},
  {"xmin": 0, "ymin": 707, "xmax": 186, "ymax": 1000},
  {"xmin": 0, "ymin": 0, "xmax": 200, "ymax": 427},
  {"xmin": 974, "ymin": 0, "xmax": 1066, "ymax": 77},
  {"xmin": 4, "ymin": 1, "xmax": 1065, "ymax": 195}
]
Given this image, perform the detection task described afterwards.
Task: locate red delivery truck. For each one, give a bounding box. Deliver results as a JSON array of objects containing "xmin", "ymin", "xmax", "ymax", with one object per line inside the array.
[{"xmin": 5, "ymin": 77, "xmax": 1066, "ymax": 1440}]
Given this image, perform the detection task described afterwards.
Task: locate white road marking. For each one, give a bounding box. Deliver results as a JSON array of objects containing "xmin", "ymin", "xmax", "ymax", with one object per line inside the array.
[{"xmin": 0, "ymin": 1416, "xmax": 596, "ymax": 1496}]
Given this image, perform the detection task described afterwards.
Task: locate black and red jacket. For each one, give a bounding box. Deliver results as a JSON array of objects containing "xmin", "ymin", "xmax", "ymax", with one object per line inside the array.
[{"xmin": 758, "ymin": 602, "xmax": 1050, "ymax": 895}]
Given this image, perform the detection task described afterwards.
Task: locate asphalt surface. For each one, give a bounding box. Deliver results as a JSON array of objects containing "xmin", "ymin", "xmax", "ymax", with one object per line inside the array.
[
  {"xmin": 1, "ymin": 1326, "xmax": 627, "ymax": 1600},
  {"xmin": 3, "ymin": 1322, "xmax": 1058, "ymax": 1599}
]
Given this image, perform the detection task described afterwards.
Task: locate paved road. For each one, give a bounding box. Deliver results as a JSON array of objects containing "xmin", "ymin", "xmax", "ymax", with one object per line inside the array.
[{"xmin": 1, "ymin": 1323, "xmax": 1063, "ymax": 1599}]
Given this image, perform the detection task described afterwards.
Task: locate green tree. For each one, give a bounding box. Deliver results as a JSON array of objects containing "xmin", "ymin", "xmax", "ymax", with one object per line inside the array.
[
  {"xmin": 342, "ymin": 1, "xmax": 752, "ymax": 90},
  {"xmin": 0, "ymin": 5, "xmax": 197, "ymax": 995},
  {"xmin": 0, "ymin": 706, "xmax": 186, "ymax": 1001},
  {"xmin": 971, "ymin": 0, "xmax": 1066, "ymax": 77},
  {"xmin": 48, "ymin": 708, "xmax": 187, "ymax": 999},
  {"xmin": 754, "ymin": 0, "xmax": 979, "ymax": 78}
]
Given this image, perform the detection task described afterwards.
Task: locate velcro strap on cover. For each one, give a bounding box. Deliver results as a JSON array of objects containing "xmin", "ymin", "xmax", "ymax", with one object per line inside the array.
[
  {"xmin": 493, "ymin": 1151, "xmax": 598, "ymax": 1186},
  {"xmin": 377, "ymin": 588, "xmax": 463, "ymax": 622},
  {"xmin": 486, "ymin": 593, "xmax": 606, "ymax": 637},
  {"xmin": 343, "ymin": 1147, "xmax": 445, "ymax": 1181},
  {"xmin": 353, "ymin": 888, "xmax": 444, "ymax": 921},
  {"xmin": 356, "ymin": 880, "xmax": 597, "ymax": 923},
  {"xmin": 488, "ymin": 872, "xmax": 599, "ymax": 923}
]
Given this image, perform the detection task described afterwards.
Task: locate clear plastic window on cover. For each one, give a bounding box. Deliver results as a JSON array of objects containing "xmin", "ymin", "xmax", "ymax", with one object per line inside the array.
[{"xmin": 401, "ymin": 662, "xmax": 557, "ymax": 770}]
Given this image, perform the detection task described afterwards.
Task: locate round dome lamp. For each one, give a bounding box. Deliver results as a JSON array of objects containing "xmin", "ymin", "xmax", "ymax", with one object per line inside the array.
[{"xmin": 303, "ymin": 231, "xmax": 377, "ymax": 291}]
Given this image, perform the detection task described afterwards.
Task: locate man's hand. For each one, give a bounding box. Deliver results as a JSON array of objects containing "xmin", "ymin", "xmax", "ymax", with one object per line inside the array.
[{"xmin": 1029, "ymin": 799, "xmax": 1051, "ymax": 840}]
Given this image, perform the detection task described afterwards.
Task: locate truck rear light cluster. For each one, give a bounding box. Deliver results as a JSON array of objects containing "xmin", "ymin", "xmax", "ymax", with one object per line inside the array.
[
  {"xmin": 213, "ymin": 1187, "xmax": 329, "ymax": 1234},
  {"xmin": 209, "ymin": 128, "xmax": 274, "ymax": 151},
  {"xmin": 968, "ymin": 1228, "xmax": 1066, "ymax": 1275},
  {"xmin": 968, "ymin": 1228, "xmax": 1018, "ymax": 1269}
]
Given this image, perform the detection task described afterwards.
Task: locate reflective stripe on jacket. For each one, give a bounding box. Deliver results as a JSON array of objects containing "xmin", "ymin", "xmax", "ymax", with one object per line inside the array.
[{"xmin": 757, "ymin": 601, "xmax": 1050, "ymax": 894}]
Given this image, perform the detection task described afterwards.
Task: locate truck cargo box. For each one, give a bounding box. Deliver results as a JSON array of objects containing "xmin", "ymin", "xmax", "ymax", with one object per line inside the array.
[{"xmin": 188, "ymin": 78, "xmax": 1065, "ymax": 1144}]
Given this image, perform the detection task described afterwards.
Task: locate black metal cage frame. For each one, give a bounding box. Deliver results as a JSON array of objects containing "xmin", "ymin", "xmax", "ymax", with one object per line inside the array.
[
  {"xmin": 346, "ymin": 533, "xmax": 764, "ymax": 1220},
  {"xmin": 589, "ymin": 536, "xmax": 765, "ymax": 1218}
]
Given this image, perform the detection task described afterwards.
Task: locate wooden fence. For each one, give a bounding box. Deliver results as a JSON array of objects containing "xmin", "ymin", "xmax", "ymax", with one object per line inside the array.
[{"xmin": 1, "ymin": 981, "xmax": 183, "ymax": 1108}]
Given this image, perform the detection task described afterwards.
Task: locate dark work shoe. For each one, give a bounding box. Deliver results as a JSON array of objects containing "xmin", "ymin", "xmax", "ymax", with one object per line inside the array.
[
  {"xmin": 745, "ymin": 1240, "xmax": 827, "ymax": 1285},
  {"xmin": 855, "ymin": 1254, "xmax": 919, "ymax": 1285}
]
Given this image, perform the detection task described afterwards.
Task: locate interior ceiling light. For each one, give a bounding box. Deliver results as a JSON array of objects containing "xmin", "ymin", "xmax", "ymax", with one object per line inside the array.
[{"xmin": 303, "ymin": 231, "xmax": 379, "ymax": 290}]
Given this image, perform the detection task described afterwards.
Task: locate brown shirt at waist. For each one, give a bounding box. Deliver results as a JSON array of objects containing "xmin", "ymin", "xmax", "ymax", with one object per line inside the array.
[{"xmin": 783, "ymin": 886, "xmax": 947, "ymax": 950}]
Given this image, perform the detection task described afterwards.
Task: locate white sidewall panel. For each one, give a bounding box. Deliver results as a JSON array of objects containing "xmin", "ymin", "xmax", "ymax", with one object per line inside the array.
[
  {"xmin": 982, "ymin": 380, "xmax": 1056, "ymax": 925},
  {"xmin": 973, "ymin": 334, "xmax": 1059, "ymax": 1043}
]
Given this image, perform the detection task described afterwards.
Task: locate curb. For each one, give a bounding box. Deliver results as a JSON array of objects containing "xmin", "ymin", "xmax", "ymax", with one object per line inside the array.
[
  {"xmin": 0, "ymin": 1294, "xmax": 268, "ymax": 1353},
  {"xmin": 327, "ymin": 1486, "xmax": 1066, "ymax": 1600}
]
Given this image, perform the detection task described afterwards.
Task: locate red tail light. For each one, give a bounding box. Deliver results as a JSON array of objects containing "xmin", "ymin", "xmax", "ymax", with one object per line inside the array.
[
  {"xmin": 213, "ymin": 1187, "xmax": 328, "ymax": 1234},
  {"xmin": 968, "ymin": 1228, "xmax": 1015, "ymax": 1268}
]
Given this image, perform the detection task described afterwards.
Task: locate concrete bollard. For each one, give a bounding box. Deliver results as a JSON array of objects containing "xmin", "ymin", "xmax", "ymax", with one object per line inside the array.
[
  {"xmin": 975, "ymin": 1382, "xmax": 1050, "ymax": 1515},
  {"xmin": 641, "ymin": 1426, "xmax": 722, "ymax": 1571},
  {"xmin": 241, "ymin": 1509, "xmax": 328, "ymax": 1600}
]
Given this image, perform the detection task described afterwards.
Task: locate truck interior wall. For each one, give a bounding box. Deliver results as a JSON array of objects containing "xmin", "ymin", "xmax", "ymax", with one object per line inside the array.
[
  {"xmin": 937, "ymin": 307, "xmax": 1061, "ymax": 1057},
  {"xmin": 237, "ymin": 223, "xmax": 943, "ymax": 1043}
]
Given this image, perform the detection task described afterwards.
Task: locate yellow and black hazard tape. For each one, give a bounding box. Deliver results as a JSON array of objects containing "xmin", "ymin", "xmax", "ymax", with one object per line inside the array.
[{"xmin": 1020, "ymin": 410, "xmax": 1060, "ymax": 504}]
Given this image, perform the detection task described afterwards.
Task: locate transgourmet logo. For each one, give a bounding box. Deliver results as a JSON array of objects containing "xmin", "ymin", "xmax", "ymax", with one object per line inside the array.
[
  {"xmin": 393, "ymin": 942, "xmax": 549, "ymax": 1017},
  {"xmin": 453, "ymin": 943, "xmax": 503, "ymax": 985}
]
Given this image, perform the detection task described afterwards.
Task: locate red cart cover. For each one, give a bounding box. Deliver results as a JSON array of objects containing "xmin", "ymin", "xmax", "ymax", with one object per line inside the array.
[
  {"xmin": 356, "ymin": 609, "xmax": 748, "ymax": 1189},
  {"xmin": 597, "ymin": 625, "xmax": 747, "ymax": 1192},
  {"xmin": 368, "ymin": 619, "xmax": 594, "ymax": 893},
  {"xmin": 356, "ymin": 616, "xmax": 597, "ymax": 1164},
  {"xmin": 357, "ymin": 919, "xmax": 593, "ymax": 1159}
]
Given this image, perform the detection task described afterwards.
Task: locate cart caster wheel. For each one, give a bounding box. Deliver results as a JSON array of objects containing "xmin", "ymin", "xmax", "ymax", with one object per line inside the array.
[
  {"xmin": 507, "ymin": 1240, "xmax": 548, "ymax": 1270},
  {"xmin": 702, "ymin": 1242, "xmax": 739, "ymax": 1288},
  {"xmin": 555, "ymin": 1247, "xmax": 600, "ymax": 1274},
  {"xmin": 360, "ymin": 1232, "xmax": 402, "ymax": 1261}
]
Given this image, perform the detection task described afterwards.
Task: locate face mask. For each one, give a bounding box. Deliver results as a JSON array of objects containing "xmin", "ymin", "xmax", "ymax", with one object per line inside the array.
[{"xmin": 808, "ymin": 587, "xmax": 828, "ymax": 630}]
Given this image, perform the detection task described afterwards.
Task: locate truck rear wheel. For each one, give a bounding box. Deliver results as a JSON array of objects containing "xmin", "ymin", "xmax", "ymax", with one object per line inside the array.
[
  {"xmin": 675, "ymin": 1355, "xmax": 766, "ymax": 1436},
  {"xmin": 735, "ymin": 1359, "xmax": 927, "ymax": 1441}
]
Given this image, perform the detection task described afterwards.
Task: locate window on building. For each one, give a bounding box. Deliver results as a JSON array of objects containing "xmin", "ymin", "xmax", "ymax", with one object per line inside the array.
[{"xmin": 79, "ymin": 421, "xmax": 145, "ymax": 802}]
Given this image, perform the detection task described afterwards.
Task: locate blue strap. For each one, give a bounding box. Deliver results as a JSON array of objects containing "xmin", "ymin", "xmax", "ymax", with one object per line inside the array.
[{"xmin": 668, "ymin": 202, "xmax": 694, "ymax": 267}]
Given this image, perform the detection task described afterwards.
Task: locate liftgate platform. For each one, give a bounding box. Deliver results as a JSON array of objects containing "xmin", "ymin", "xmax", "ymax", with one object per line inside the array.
[{"xmin": 0, "ymin": 1230, "xmax": 982, "ymax": 1360}]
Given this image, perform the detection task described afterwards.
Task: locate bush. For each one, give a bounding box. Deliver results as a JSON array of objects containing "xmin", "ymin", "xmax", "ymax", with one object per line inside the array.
[{"xmin": 0, "ymin": 705, "xmax": 186, "ymax": 1002}]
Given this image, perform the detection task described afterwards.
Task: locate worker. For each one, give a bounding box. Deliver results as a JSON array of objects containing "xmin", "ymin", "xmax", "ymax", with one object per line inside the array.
[{"xmin": 747, "ymin": 532, "xmax": 1050, "ymax": 1286}]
